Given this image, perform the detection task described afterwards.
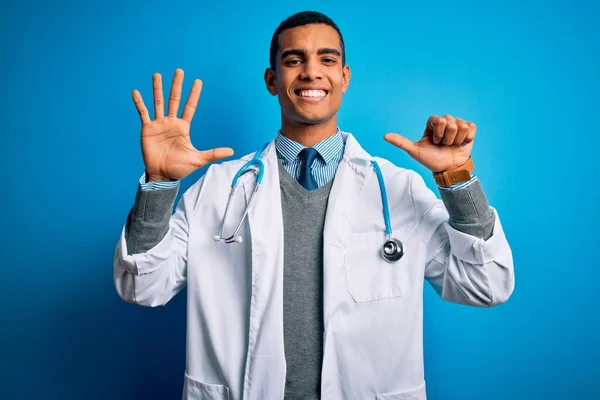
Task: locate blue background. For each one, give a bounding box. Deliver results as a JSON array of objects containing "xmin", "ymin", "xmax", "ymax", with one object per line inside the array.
[{"xmin": 1, "ymin": 0, "xmax": 598, "ymax": 399}]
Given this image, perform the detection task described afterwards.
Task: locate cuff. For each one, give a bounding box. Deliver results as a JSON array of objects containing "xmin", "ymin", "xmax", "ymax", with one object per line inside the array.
[
  {"xmin": 139, "ymin": 171, "xmax": 180, "ymax": 191},
  {"xmin": 437, "ymin": 175, "xmax": 478, "ymax": 191}
]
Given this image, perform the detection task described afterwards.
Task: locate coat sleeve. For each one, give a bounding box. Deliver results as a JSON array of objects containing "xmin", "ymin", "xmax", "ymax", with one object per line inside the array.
[
  {"xmin": 113, "ymin": 175, "xmax": 205, "ymax": 307},
  {"xmin": 410, "ymin": 171, "xmax": 515, "ymax": 307}
]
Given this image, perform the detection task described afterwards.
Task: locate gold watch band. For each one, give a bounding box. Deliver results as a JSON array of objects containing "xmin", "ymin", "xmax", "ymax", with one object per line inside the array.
[{"xmin": 433, "ymin": 157, "xmax": 474, "ymax": 186}]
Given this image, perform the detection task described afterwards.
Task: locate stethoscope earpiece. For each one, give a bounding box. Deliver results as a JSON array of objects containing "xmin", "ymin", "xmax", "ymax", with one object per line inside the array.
[
  {"xmin": 214, "ymin": 143, "xmax": 270, "ymax": 245},
  {"xmin": 214, "ymin": 234, "xmax": 243, "ymax": 244}
]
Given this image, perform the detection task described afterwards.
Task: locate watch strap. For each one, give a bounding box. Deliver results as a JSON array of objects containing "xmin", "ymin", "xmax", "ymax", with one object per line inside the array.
[{"xmin": 433, "ymin": 157, "xmax": 474, "ymax": 186}]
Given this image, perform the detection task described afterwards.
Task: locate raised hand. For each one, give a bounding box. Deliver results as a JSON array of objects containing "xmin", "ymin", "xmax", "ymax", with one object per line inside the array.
[
  {"xmin": 384, "ymin": 114, "xmax": 476, "ymax": 172},
  {"xmin": 132, "ymin": 68, "xmax": 234, "ymax": 182}
]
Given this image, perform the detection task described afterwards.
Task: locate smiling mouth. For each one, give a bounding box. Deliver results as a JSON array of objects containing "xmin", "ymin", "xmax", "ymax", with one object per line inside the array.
[{"xmin": 294, "ymin": 89, "xmax": 328, "ymax": 101}]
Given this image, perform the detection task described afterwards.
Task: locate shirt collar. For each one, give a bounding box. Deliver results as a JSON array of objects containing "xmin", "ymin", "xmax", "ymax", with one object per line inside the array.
[{"xmin": 275, "ymin": 128, "xmax": 344, "ymax": 164}]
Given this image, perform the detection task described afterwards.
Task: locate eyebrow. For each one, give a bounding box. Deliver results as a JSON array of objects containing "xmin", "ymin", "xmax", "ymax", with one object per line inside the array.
[{"xmin": 280, "ymin": 48, "xmax": 342, "ymax": 60}]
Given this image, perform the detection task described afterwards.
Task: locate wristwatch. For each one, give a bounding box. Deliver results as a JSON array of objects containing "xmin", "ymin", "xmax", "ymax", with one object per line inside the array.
[{"xmin": 433, "ymin": 157, "xmax": 474, "ymax": 186}]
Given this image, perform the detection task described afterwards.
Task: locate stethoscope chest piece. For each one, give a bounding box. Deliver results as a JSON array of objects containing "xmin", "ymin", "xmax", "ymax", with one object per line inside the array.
[{"xmin": 381, "ymin": 237, "xmax": 404, "ymax": 263}]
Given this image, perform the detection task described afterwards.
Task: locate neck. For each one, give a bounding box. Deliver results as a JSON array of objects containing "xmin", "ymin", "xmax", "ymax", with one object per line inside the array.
[{"xmin": 280, "ymin": 117, "xmax": 338, "ymax": 147}]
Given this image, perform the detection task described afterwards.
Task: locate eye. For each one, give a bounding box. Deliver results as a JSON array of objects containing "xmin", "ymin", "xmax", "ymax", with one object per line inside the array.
[
  {"xmin": 322, "ymin": 58, "xmax": 337, "ymax": 64},
  {"xmin": 286, "ymin": 59, "xmax": 303, "ymax": 66}
]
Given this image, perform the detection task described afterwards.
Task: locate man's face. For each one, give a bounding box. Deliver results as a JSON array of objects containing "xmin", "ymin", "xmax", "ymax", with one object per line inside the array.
[{"xmin": 265, "ymin": 23, "xmax": 351, "ymax": 125}]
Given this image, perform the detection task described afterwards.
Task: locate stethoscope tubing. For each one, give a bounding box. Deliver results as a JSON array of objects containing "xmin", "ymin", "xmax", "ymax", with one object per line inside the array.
[{"xmin": 214, "ymin": 142, "xmax": 404, "ymax": 262}]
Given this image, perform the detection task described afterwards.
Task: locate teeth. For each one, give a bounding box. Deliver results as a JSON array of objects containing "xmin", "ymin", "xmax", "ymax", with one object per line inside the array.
[{"xmin": 299, "ymin": 89, "xmax": 326, "ymax": 98}]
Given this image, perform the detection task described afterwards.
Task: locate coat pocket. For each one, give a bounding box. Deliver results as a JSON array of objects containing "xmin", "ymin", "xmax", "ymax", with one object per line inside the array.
[
  {"xmin": 376, "ymin": 380, "xmax": 426, "ymax": 399},
  {"xmin": 182, "ymin": 372, "xmax": 230, "ymax": 400},
  {"xmin": 344, "ymin": 231, "xmax": 410, "ymax": 302}
]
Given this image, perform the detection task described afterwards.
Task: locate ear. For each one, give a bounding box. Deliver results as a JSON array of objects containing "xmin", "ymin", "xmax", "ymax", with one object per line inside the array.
[
  {"xmin": 342, "ymin": 65, "xmax": 351, "ymax": 94},
  {"xmin": 264, "ymin": 68, "xmax": 278, "ymax": 96}
]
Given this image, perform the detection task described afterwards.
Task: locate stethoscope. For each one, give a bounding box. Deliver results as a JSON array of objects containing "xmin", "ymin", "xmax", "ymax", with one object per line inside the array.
[{"xmin": 213, "ymin": 143, "xmax": 404, "ymax": 263}]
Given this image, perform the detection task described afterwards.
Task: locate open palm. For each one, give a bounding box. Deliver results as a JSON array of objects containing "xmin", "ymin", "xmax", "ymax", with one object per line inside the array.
[{"xmin": 132, "ymin": 69, "xmax": 233, "ymax": 182}]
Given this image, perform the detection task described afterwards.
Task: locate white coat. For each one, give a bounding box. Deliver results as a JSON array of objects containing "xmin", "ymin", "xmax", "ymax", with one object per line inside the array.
[{"xmin": 114, "ymin": 132, "xmax": 515, "ymax": 400}]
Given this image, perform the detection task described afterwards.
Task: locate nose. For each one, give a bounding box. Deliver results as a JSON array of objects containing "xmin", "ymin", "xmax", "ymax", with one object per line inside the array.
[{"xmin": 299, "ymin": 58, "xmax": 323, "ymax": 81}]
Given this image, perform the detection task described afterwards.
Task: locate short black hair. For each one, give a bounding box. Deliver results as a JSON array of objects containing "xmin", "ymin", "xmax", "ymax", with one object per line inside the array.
[{"xmin": 269, "ymin": 11, "xmax": 346, "ymax": 71}]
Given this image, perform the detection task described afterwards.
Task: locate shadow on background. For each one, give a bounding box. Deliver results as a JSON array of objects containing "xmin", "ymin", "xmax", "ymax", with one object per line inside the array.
[{"xmin": 2, "ymin": 239, "xmax": 188, "ymax": 400}]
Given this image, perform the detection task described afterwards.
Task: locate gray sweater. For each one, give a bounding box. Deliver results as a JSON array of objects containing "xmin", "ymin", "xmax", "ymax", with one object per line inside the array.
[
  {"xmin": 124, "ymin": 164, "xmax": 495, "ymax": 399},
  {"xmin": 278, "ymin": 163, "xmax": 334, "ymax": 399}
]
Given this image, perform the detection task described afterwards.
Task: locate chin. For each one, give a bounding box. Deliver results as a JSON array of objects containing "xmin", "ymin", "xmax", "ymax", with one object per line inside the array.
[
  {"xmin": 296, "ymin": 114, "xmax": 333, "ymax": 125},
  {"xmin": 293, "ymin": 108, "xmax": 337, "ymax": 124}
]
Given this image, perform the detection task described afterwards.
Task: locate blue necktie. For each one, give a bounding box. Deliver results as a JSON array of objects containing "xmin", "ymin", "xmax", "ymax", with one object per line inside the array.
[{"xmin": 298, "ymin": 148, "xmax": 319, "ymax": 190}]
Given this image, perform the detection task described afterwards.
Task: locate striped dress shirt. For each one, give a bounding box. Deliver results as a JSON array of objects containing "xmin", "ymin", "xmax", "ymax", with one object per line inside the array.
[{"xmin": 275, "ymin": 129, "xmax": 344, "ymax": 188}]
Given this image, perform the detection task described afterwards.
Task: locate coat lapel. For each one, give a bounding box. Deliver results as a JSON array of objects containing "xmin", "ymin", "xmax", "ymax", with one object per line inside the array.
[
  {"xmin": 241, "ymin": 140, "xmax": 287, "ymax": 399},
  {"xmin": 323, "ymin": 133, "xmax": 373, "ymax": 248}
]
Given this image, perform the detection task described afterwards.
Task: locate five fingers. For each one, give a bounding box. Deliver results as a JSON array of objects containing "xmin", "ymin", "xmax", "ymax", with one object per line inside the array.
[
  {"xmin": 427, "ymin": 114, "xmax": 476, "ymax": 146},
  {"xmin": 132, "ymin": 68, "xmax": 203, "ymax": 125}
]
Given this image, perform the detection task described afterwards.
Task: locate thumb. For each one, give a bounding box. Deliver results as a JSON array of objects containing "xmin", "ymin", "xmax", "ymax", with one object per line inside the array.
[
  {"xmin": 194, "ymin": 147, "xmax": 235, "ymax": 167},
  {"xmin": 384, "ymin": 133, "xmax": 418, "ymax": 159}
]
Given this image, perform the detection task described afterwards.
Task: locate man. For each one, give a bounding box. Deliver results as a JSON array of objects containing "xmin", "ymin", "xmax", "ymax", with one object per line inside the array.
[{"xmin": 114, "ymin": 11, "xmax": 514, "ymax": 400}]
